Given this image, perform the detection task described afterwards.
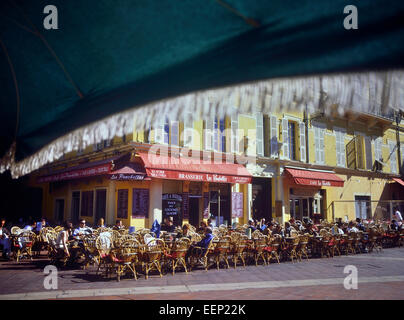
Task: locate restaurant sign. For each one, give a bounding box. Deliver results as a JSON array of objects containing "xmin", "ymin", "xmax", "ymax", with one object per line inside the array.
[
  {"xmin": 38, "ymin": 163, "xmax": 111, "ymax": 183},
  {"xmin": 147, "ymin": 169, "xmax": 251, "ymax": 184},
  {"xmin": 110, "ymin": 173, "xmax": 145, "ymax": 181}
]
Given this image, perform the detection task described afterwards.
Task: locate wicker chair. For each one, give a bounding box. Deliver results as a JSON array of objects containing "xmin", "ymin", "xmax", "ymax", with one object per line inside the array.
[
  {"xmin": 96, "ymin": 233, "xmax": 114, "ymax": 277},
  {"xmin": 230, "ymin": 234, "xmax": 249, "ymax": 268},
  {"xmin": 110, "ymin": 238, "xmax": 141, "ymax": 281},
  {"xmin": 252, "ymin": 236, "xmax": 267, "ymax": 266},
  {"xmin": 13, "ymin": 231, "xmax": 36, "ymax": 262},
  {"xmin": 188, "ymin": 239, "xmax": 214, "ymax": 272},
  {"xmin": 297, "ymin": 234, "xmax": 310, "ymax": 261},
  {"xmin": 141, "ymin": 238, "xmax": 165, "ymax": 279},
  {"xmin": 211, "ymin": 236, "xmax": 231, "ymax": 270},
  {"xmin": 264, "ymin": 235, "xmax": 281, "ymax": 264},
  {"xmin": 284, "ymin": 236, "xmax": 300, "ymax": 263},
  {"xmin": 164, "ymin": 238, "xmax": 190, "ymax": 275}
]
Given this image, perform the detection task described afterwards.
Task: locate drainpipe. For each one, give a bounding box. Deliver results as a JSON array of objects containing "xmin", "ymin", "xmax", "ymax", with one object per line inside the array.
[
  {"xmin": 304, "ymin": 105, "xmax": 309, "ymax": 163},
  {"xmin": 396, "ymin": 111, "xmax": 402, "ymax": 175}
]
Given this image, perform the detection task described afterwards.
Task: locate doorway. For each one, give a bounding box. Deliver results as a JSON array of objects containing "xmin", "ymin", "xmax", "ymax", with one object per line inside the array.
[
  {"xmin": 71, "ymin": 191, "xmax": 80, "ymax": 224},
  {"xmin": 189, "ymin": 197, "xmax": 200, "ymax": 227},
  {"xmin": 54, "ymin": 199, "xmax": 65, "ymax": 224},
  {"xmin": 95, "ymin": 189, "xmax": 107, "ymax": 224},
  {"xmin": 355, "ymin": 196, "xmax": 371, "ymax": 220},
  {"xmin": 252, "ymin": 178, "xmax": 272, "ymax": 221}
]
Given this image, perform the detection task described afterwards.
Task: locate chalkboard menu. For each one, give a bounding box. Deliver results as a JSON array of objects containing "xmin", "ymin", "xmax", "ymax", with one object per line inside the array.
[
  {"xmin": 203, "ymin": 192, "xmax": 210, "ymax": 218},
  {"xmin": 117, "ymin": 189, "xmax": 128, "ymax": 219},
  {"xmin": 162, "ymin": 193, "xmax": 182, "ymax": 225},
  {"xmin": 182, "ymin": 192, "xmax": 189, "ymax": 219},
  {"xmin": 231, "ymin": 192, "xmax": 243, "ymax": 218},
  {"xmin": 132, "ymin": 188, "xmax": 149, "ymax": 218}
]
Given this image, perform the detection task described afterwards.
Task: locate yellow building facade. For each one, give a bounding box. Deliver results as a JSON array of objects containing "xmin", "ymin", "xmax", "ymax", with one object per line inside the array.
[{"xmin": 30, "ymin": 103, "xmax": 404, "ymax": 228}]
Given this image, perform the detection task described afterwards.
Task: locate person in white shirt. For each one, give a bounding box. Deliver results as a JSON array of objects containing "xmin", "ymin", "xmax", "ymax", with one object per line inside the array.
[
  {"xmin": 347, "ymin": 221, "xmax": 359, "ymax": 233},
  {"xmin": 394, "ymin": 208, "xmax": 403, "ymax": 224},
  {"xmin": 56, "ymin": 221, "xmax": 72, "ymax": 257},
  {"xmin": 73, "ymin": 220, "xmax": 92, "ymax": 238}
]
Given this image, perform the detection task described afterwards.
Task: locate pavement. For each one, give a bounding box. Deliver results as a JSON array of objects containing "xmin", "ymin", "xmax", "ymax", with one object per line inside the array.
[{"xmin": 0, "ymin": 247, "xmax": 403, "ymax": 300}]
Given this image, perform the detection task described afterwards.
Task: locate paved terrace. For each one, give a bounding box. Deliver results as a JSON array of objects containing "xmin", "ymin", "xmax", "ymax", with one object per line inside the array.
[{"xmin": 0, "ymin": 248, "xmax": 403, "ymax": 300}]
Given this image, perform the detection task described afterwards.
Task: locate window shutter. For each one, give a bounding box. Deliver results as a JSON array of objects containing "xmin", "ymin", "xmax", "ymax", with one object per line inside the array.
[
  {"xmin": 299, "ymin": 122, "xmax": 306, "ymax": 162},
  {"xmin": 270, "ymin": 115, "xmax": 278, "ymax": 157},
  {"xmin": 154, "ymin": 118, "xmax": 165, "ymax": 144},
  {"xmin": 231, "ymin": 113, "xmax": 239, "ymax": 153},
  {"xmin": 374, "ymin": 137, "xmax": 382, "ymax": 161},
  {"xmin": 282, "ymin": 118, "xmax": 289, "ymax": 159},
  {"xmin": 389, "ymin": 141, "xmax": 397, "ymax": 174},
  {"xmin": 164, "ymin": 118, "xmax": 169, "ymax": 144},
  {"xmin": 220, "ymin": 119, "xmax": 225, "ymax": 152},
  {"xmin": 320, "ymin": 128, "xmax": 325, "ymax": 163},
  {"xmin": 256, "ymin": 113, "xmax": 264, "ymax": 156},
  {"xmin": 171, "ymin": 121, "xmax": 179, "ymax": 146},
  {"xmin": 204, "ymin": 119, "xmax": 213, "ymax": 151},
  {"xmin": 314, "ymin": 126, "xmax": 321, "ymax": 164},
  {"xmin": 365, "ymin": 136, "xmax": 373, "ymax": 170},
  {"xmin": 213, "ymin": 118, "xmax": 219, "ymax": 152},
  {"xmin": 183, "ymin": 112, "xmax": 193, "ymax": 147}
]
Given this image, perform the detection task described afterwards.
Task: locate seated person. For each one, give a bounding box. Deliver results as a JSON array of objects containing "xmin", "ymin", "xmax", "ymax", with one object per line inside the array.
[
  {"xmin": 283, "ymin": 222, "xmax": 293, "ymax": 237},
  {"xmin": 112, "ymin": 219, "xmax": 125, "ymax": 231},
  {"xmin": 73, "ymin": 219, "xmax": 93, "ymax": 238},
  {"xmin": 390, "ymin": 219, "xmax": 399, "ymax": 231},
  {"xmin": 0, "ymin": 218, "xmax": 11, "ymax": 260},
  {"xmin": 305, "ymin": 221, "xmax": 319, "ymax": 236},
  {"xmin": 23, "ymin": 220, "xmax": 36, "ymax": 231},
  {"xmin": 163, "ymin": 217, "xmax": 176, "ymax": 233},
  {"xmin": 331, "ymin": 223, "xmax": 344, "ymax": 235},
  {"xmin": 97, "ymin": 218, "xmax": 106, "ymax": 229},
  {"xmin": 347, "ymin": 221, "xmax": 359, "ymax": 233},
  {"xmin": 176, "ymin": 223, "xmax": 192, "ymax": 239},
  {"xmin": 355, "ymin": 218, "xmax": 366, "ymax": 231},
  {"xmin": 186, "ymin": 227, "xmax": 213, "ymax": 262},
  {"xmin": 56, "ymin": 221, "xmax": 72, "ymax": 258},
  {"xmin": 247, "ymin": 219, "xmax": 257, "ymax": 232},
  {"xmin": 197, "ymin": 221, "xmax": 207, "ymax": 233}
]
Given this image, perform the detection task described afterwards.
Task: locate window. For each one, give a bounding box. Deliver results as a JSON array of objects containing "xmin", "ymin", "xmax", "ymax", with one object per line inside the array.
[
  {"xmin": 117, "ymin": 189, "xmax": 128, "ymax": 219},
  {"xmin": 204, "ymin": 118, "xmax": 214, "ymax": 151},
  {"xmin": 335, "ymin": 129, "xmax": 346, "ymax": 167},
  {"xmin": 281, "ymin": 118, "xmax": 289, "ymax": 159},
  {"xmin": 374, "ymin": 137, "xmax": 382, "ymax": 162},
  {"xmin": 299, "ymin": 122, "xmax": 306, "ymax": 162},
  {"xmin": 231, "ymin": 113, "xmax": 239, "ymax": 153},
  {"xmin": 132, "ymin": 189, "xmax": 149, "ymax": 218},
  {"xmin": 389, "ymin": 141, "xmax": 398, "ymax": 174},
  {"xmin": 213, "ymin": 118, "xmax": 219, "ymax": 152},
  {"xmin": 256, "ymin": 113, "xmax": 264, "ymax": 156},
  {"xmin": 183, "ymin": 112, "xmax": 193, "ymax": 148},
  {"xmin": 155, "ymin": 117, "xmax": 169, "ymax": 144},
  {"xmin": 314, "ymin": 125, "xmax": 325, "ymax": 164},
  {"xmin": 270, "ymin": 115, "xmax": 278, "ymax": 157},
  {"xmin": 220, "ymin": 119, "xmax": 226, "ymax": 152},
  {"xmin": 81, "ymin": 191, "xmax": 94, "ymax": 217},
  {"xmin": 170, "ymin": 121, "xmax": 179, "ymax": 146},
  {"xmin": 288, "ymin": 122, "xmax": 296, "ymax": 160}
]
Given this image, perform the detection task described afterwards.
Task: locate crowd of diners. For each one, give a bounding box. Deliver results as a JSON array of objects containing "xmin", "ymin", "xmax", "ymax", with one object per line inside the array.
[{"xmin": 0, "ymin": 207, "xmax": 403, "ymax": 265}]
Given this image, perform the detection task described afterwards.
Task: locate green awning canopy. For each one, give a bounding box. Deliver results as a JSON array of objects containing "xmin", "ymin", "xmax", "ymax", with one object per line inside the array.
[{"xmin": 1, "ymin": 0, "xmax": 404, "ymax": 177}]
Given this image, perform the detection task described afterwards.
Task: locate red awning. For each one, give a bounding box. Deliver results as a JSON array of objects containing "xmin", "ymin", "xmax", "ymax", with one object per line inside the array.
[
  {"xmin": 37, "ymin": 154, "xmax": 128, "ymax": 183},
  {"xmin": 393, "ymin": 178, "xmax": 404, "ymax": 187},
  {"xmin": 285, "ymin": 168, "xmax": 344, "ymax": 187},
  {"xmin": 109, "ymin": 163, "xmax": 146, "ymax": 181},
  {"xmin": 138, "ymin": 152, "xmax": 252, "ymax": 184}
]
